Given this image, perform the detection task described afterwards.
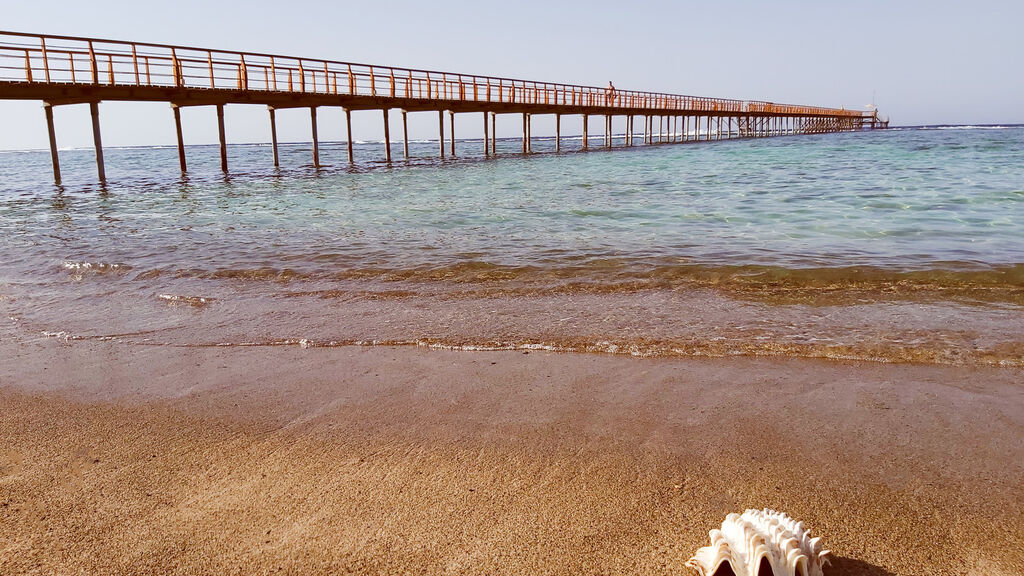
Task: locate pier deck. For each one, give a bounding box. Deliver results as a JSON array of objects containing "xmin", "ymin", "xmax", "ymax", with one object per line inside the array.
[{"xmin": 0, "ymin": 30, "xmax": 887, "ymax": 183}]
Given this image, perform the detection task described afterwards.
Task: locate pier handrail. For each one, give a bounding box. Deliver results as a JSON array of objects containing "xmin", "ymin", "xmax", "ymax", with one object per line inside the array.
[{"xmin": 0, "ymin": 30, "xmax": 869, "ymax": 118}]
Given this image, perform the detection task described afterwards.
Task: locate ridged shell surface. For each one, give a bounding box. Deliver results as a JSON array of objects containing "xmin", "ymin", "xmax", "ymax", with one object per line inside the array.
[{"xmin": 686, "ymin": 509, "xmax": 831, "ymax": 576}]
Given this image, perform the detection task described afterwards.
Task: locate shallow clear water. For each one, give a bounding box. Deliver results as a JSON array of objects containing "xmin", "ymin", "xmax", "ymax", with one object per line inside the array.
[{"xmin": 1, "ymin": 126, "xmax": 1022, "ymax": 364}]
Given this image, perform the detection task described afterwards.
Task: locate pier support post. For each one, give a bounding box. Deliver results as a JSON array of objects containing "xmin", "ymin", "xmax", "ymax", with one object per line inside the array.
[
  {"xmin": 526, "ymin": 114, "xmax": 532, "ymax": 153},
  {"xmin": 90, "ymin": 101, "xmax": 106, "ymax": 182},
  {"xmin": 382, "ymin": 109, "xmax": 392, "ymax": 163},
  {"xmin": 44, "ymin": 103, "xmax": 61, "ymax": 185},
  {"xmin": 344, "ymin": 108, "xmax": 354, "ymax": 164},
  {"xmin": 310, "ymin": 107, "xmax": 320, "ymax": 168},
  {"xmin": 438, "ymin": 110, "xmax": 445, "ymax": 159},
  {"xmin": 449, "ymin": 111, "xmax": 456, "ymax": 157},
  {"xmin": 491, "ymin": 113, "xmax": 498, "ymax": 156},
  {"xmin": 172, "ymin": 104, "xmax": 187, "ymax": 172},
  {"xmin": 522, "ymin": 113, "xmax": 528, "ymax": 153},
  {"xmin": 555, "ymin": 114, "xmax": 561, "ymax": 153},
  {"xmin": 402, "ymin": 110, "xmax": 409, "ymax": 159},
  {"xmin": 268, "ymin": 107, "xmax": 279, "ymax": 168},
  {"xmin": 216, "ymin": 104, "xmax": 227, "ymax": 173},
  {"xmin": 483, "ymin": 112, "xmax": 489, "ymax": 157},
  {"xmin": 582, "ymin": 114, "xmax": 588, "ymax": 150}
]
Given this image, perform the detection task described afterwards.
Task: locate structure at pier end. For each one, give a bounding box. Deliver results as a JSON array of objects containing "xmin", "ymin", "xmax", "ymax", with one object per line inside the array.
[{"xmin": 0, "ymin": 31, "xmax": 887, "ymax": 184}]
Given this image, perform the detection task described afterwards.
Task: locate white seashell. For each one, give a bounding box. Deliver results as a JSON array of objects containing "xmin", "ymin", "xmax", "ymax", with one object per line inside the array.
[{"xmin": 686, "ymin": 509, "xmax": 832, "ymax": 576}]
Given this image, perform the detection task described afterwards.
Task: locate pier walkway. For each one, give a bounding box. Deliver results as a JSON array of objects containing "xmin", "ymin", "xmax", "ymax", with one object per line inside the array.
[{"xmin": 0, "ymin": 31, "xmax": 887, "ymax": 184}]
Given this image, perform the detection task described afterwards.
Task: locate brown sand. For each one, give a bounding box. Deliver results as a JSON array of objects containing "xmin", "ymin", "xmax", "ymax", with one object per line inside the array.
[{"xmin": 0, "ymin": 339, "xmax": 1022, "ymax": 575}]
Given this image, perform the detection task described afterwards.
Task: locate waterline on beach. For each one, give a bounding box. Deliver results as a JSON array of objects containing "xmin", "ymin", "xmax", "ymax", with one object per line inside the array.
[{"xmin": 1, "ymin": 126, "xmax": 1022, "ymax": 366}]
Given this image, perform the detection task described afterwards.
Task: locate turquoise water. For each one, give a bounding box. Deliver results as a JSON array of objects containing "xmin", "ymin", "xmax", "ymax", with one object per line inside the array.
[
  {"xmin": 2, "ymin": 127, "xmax": 1023, "ymax": 273},
  {"xmin": 1, "ymin": 126, "xmax": 1022, "ymax": 364}
]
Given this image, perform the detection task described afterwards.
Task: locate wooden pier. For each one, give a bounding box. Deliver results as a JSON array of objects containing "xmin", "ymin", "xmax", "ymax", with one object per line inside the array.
[{"xmin": 0, "ymin": 31, "xmax": 888, "ymax": 183}]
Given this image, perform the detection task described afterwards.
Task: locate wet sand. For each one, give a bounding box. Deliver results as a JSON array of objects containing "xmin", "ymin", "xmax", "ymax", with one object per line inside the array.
[{"xmin": 0, "ymin": 339, "xmax": 1022, "ymax": 575}]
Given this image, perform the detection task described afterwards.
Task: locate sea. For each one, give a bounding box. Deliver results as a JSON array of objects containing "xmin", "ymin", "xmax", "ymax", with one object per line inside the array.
[{"xmin": 1, "ymin": 126, "xmax": 1022, "ymax": 366}]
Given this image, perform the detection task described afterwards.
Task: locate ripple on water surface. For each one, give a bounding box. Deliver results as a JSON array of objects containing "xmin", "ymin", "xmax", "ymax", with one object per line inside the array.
[{"xmin": 1, "ymin": 127, "xmax": 1022, "ymax": 364}]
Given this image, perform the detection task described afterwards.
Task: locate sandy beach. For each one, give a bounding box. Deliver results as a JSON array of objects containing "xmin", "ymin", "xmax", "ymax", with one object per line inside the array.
[{"xmin": 1, "ymin": 338, "xmax": 1021, "ymax": 575}]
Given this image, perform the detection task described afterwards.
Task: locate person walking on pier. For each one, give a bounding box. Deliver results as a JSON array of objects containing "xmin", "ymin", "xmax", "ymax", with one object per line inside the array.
[{"xmin": 606, "ymin": 81, "xmax": 616, "ymax": 106}]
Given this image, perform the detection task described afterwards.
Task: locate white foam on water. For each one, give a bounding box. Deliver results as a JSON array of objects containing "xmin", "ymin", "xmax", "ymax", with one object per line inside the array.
[
  {"xmin": 62, "ymin": 261, "xmax": 129, "ymax": 272},
  {"xmin": 157, "ymin": 294, "xmax": 214, "ymax": 307},
  {"xmin": 42, "ymin": 330, "xmax": 75, "ymax": 343}
]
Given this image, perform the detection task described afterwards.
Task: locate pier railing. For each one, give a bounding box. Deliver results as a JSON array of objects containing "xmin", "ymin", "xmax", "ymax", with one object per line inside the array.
[{"xmin": 0, "ymin": 30, "xmax": 868, "ymax": 118}]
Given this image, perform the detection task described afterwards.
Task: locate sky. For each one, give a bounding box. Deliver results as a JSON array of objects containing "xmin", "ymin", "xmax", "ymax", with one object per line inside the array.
[{"xmin": 1, "ymin": 0, "xmax": 1022, "ymax": 150}]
